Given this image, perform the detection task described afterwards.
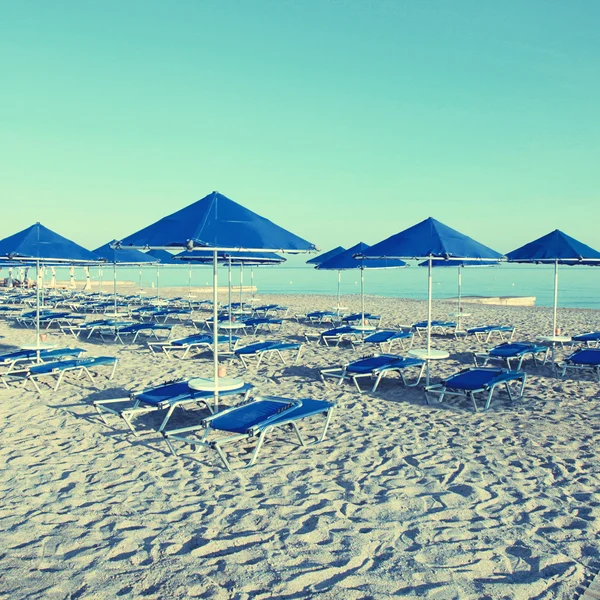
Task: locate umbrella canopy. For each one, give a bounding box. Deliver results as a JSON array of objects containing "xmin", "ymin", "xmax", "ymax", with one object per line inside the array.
[
  {"xmin": 306, "ymin": 246, "xmax": 346, "ymax": 265},
  {"xmin": 0, "ymin": 223, "xmax": 100, "ymax": 348},
  {"xmin": 0, "ymin": 223, "xmax": 99, "ymax": 263},
  {"xmin": 116, "ymin": 191, "xmax": 315, "ymax": 409},
  {"xmin": 318, "ymin": 242, "xmax": 407, "ymax": 271},
  {"xmin": 361, "ymin": 218, "xmax": 503, "ymax": 383},
  {"xmin": 118, "ymin": 190, "xmax": 316, "ymax": 252},
  {"xmin": 506, "ymin": 230, "xmax": 600, "ymax": 264},
  {"xmin": 361, "ymin": 217, "xmax": 503, "ymax": 261},
  {"xmin": 94, "ymin": 241, "xmax": 158, "ymax": 264},
  {"xmin": 506, "ymin": 230, "xmax": 600, "ymax": 340},
  {"xmin": 316, "ymin": 242, "xmax": 407, "ymax": 323}
]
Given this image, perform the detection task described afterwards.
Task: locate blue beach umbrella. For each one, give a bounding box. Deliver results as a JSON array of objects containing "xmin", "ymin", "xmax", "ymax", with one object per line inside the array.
[
  {"xmin": 306, "ymin": 246, "xmax": 346, "ymax": 266},
  {"xmin": 117, "ymin": 191, "xmax": 315, "ymax": 408},
  {"xmin": 0, "ymin": 223, "xmax": 100, "ymax": 348},
  {"xmin": 317, "ymin": 242, "xmax": 407, "ymax": 324},
  {"xmin": 506, "ymin": 230, "xmax": 600, "ymax": 337},
  {"xmin": 361, "ymin": 218, "xmax": 503, "ymax": 381}
]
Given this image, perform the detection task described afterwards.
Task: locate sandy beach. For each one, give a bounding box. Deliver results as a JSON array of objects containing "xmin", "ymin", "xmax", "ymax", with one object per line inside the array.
[{"xmin": 1, "ymin": 290, "xmax": 599, "ymax": 599}]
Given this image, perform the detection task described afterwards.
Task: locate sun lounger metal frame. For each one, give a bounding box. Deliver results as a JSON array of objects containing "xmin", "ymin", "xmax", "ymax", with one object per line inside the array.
[
  {"xmin": 351, "ymin": 329, "xmax": 414, "ymax": 352},
  {"xmin": 93, "ymin": 379, "xmax": 253, "ymax": 436},
  {"xmin": 234, "ymin": 341, "xmax": 303, "ymax": 369},
  {"xmin": 7, "ymin": 356, "xmax": 118, "ymax": 392},
  {"xmin": 148, "ymin": 334, "xmax": 241, "ymax": 359},
  {"xmin": 425, "ymin": 367, "xmax": 526, "ymax": 411},
  {"xmin": 473, "ymin": 342, "xmax": 549, "ymax": 370},
  {"xmin": 571, "ymin": 332, "xmax": 600, "ymax": 348},
  {"xmin": 319, "ymin": 353, "xmax": 426, "ymax": 392},
  {"xmin": 98, "ymin": 323, "xmax": 173, "ymax": 344},
  {"xmin": 412, "ymin": 320, "xmax": 457, "ymax": 337},
  {"xmin": 559, "ymin": 348, "xmax": 600, "ymax": 382},
  {"xmin": 164, "ymin": 396, "xmax": 335, "ymax": 471},
  {"xmin": 0, "ymin": 347, "xmax": 86, "ymax": 385},
  {"xmin": 457, "ymin": 325, "xmax": 516, "ymax": 343}
]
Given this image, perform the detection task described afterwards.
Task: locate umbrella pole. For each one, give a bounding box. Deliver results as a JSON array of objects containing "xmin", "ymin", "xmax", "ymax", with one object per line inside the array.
[
  {"xmin": 188, "ymin": 263, "xmax": 192, "ymax": 300},
  {"xmin": 36, "ymin": 258, "xmax": 40, "ymax": 358},
  {"xmin": 553, "ymin": 259, "xmax": 559, "ymax": 336},
  {"xmin": 228, "ymin": 257, "xmax": 232, "ymax": 351},
  {"xmin": 156, "ymin": 265, "xmax": 160, "ymax": 303},
  {"xmin": 457, "ymin": 265, "xmax": 462, "ymax": 330},
  {"xmin": 361, "ymin": 268, "xmax": 365, "ymax": 328},
  {"xmin": 427, "ymin": 257, "xmax": 433, "ymax": 385},
  {"xmin": 113, "ymin": 258, "xmax": 117, "ymax": 314},
  {"xmin": 240, "ymin": 264, "xmax": 244, "ymax": 307},
  {"xmin": 99, "ymin": 266, "xmax": 103, "ymax": 295},
  {"xmin": 213, "ymin": 250, "xmax": 219, "ymax": 410},
  {"xmin": 139, "ymin": 266, "xmax": 143, "ymax": 303},
  {"xmin": 251, "ymin": 267, "xmax": 255, "ymax": 300},
  {"xmin": 337, "ymin": 270, "xmax": 341, "ymax": 317}
]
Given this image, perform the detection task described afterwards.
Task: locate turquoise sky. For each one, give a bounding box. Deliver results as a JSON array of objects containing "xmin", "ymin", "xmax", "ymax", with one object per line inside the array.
[{"xmin": 1, "ymin": 1, "xmax": 598, "ymax": 254}]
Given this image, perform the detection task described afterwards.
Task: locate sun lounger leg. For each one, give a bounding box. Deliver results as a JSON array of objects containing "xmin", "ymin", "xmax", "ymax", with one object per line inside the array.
[
  {"xmin": 276, "ymin": 349, "xmax": 286, "ymax": 365},
  {"xmin": 372, "ymin": 371, "xmax": 385, "ymax": 393},
  {"xmin": 317, "ymin": 408, "xmax": 334, "ymax": 442},
  {"xmin": 53, "ymin": 370, "xmax": 68, "ymax": 391},
  {"xmin": 158, "ymin": 405, "xmax": 178, "ymax": 433},
  {"xmin": 247, "ymin": 430, "xmax": 268, "ymax": 468},
  {"xmin": 83, "ymin": 367, "xmax": 97, "ymax": 387},
  {"xmin": 214, "ymin": 443, "xmax": 234, "ymax": 471},
  {"xmin": 27, "ymin": 376, "xmax": 42, "ymax": 394},
  {"xmin": 352, "ymin": 375, "xmax": 364, "ymax": 393},
  {"xmin": 290, "ymin": 422, "xmax": 306, "ymax": 446}
]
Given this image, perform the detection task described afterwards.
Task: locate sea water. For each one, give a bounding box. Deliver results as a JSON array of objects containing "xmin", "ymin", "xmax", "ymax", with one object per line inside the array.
[{"xmin": 51, "ymin": 259, "xmax": 600, "ymax": 309}]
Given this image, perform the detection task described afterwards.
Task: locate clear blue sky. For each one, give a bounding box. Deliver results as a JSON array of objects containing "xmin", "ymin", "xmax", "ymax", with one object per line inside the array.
[{"xmin": 1, "ymin": 0, "xmax": 598, "ymax": 254}]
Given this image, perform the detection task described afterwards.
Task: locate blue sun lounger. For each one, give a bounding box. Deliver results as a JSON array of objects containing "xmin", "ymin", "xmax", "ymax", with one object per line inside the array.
[
  {"xmin": 99, "ymin": 322, "xmax": 173, "ymax": 344},
  {"xmin": 11, "ymin": 356, "xmax": 118, "ymax": 392},
  {"xmin": 412, "ymin": 320, "xmax": 457, "ymax": 336},
  {"xmin": 459, "ymin": 325, "xmax": 515, "ymax": 343},
  {"xmin": 317, "ymin": 326, "xmax": 368, "ymax": 347},
  {"xmin": 234, "ymin": 341, "xmax": 303, "ymax": 369},
  {"xmin": 319, "ymin": 353, "xmax": 426, "ymax": 392},
  {"xmin": 164, "ymin": 396, "xmax": 336, "ymax": 471},
  {"xmin": 93, "ymin": 379, "xmax": 253, "ymax": 436},
  {"xmin": 353, "ymin": 330, "xmax": 414, "ymax": 352},
  {"xmin": 473, "ymin": 342, "xmax": 549, "ymax": 370},
  {"xmin": 240, "ymin": 317, "xmax": 283, "ymax": 334},
  {"xmin": 147, "ymin": 334, "xmax": 240, "ymax": 359},
  {"xmin": 559, "ymin": 348, "xmax": 600, "ymax": 382},
  {"xmin": 425, "ymin": 367, "xmax": 526, "ymax": 411},
  {"xmin": 0, "ymin": 347, "xmax": 85, "ymax": 383},
  {"xmin": 341, "ymin": 313, "xmax": 382, "ymax": 327},
  {"xmin": 304, "ymin": 311, "xmax": 339, "ymax": 325},
  {"xmin": 571, "ymin": 332, "xmax": 600, "ymax": 347},
  {"xmin": 253, "ymin": 304, "xmax": 287, "ymax": 317}
]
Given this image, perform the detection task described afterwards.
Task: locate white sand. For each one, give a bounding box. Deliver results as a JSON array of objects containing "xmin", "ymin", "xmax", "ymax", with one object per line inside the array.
[{"xmin": 1, "ymin": 292, "xmax": 599, "ymax": 599}]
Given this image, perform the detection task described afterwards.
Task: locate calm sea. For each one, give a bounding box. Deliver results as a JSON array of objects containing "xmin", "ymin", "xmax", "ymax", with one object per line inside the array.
[{"xmin": 41, "ymin": 260, "xmax": 600, "ymax": 309}]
